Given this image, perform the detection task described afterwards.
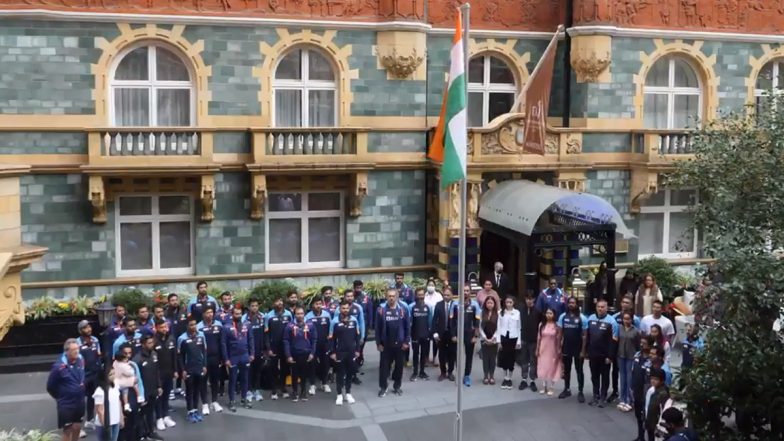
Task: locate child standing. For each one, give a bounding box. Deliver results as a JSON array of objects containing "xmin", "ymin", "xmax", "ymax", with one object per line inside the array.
[{"xmin": 645, "ymin": 367, "xmax": 670, "ymax": 441}]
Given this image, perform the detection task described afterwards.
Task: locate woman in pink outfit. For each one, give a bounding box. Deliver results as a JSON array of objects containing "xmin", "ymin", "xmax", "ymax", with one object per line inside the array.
[{"xmin": 536, "ymin": 308, "xmax": 563, "ymax": 396}]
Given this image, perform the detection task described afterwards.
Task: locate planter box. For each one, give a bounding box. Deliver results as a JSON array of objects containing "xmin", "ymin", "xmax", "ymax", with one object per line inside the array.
[{"xmin": 0, "ymin": 315, "xmax": 101, "ymax": 358}]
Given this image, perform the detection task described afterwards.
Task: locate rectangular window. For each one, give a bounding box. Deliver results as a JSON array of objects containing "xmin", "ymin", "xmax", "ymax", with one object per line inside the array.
[
  {"xmin": 266, "ymin": 191, "xmax": 344, "ymax": 270},
  {"xmin": 116, "ymin": 194, "xmax": 194, "ymax": 276},
  {"xmin": 638, "ymin": 189, "xmax": 698, "ymax": 259}
]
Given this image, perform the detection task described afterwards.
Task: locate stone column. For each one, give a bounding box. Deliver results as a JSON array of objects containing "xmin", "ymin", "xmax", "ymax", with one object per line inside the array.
[{"xmin": 436, "ymin": 174, "xmax": 482, "ymax": 289}]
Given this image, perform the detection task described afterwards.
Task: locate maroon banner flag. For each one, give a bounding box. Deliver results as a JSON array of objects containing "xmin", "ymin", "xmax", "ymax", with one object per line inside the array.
[{"xmin": 520, "ymin": 26, "xmax": 562, "ymax": 155}]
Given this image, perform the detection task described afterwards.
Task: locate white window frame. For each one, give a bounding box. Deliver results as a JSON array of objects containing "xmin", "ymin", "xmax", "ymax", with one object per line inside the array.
[
  {"xmin": 754, "ymin": 59, "xmax": 784, "ymax": 112},
  {"xmin": 638, "ymin": 189, "xmax": 699, "ymax": 259},
  {"xmin": 467, "ymin": 54, "xmax": 518, "ymax": 127},
  {"xmin": 115, "ymin": 193, "xmax": 195, "ymax": 277},
  {"xmin": 272, "ymin": 48, "xmax": 338, "ymax": 128},
  {"xmin": 265, "ymin": 191, "xmax": 345, "ymax": 270},
  {"xmin": 643, "ymin": 56, "xmax": 702, "ymax": 129},
  {"xmin": 109, "ymin": 43, "xmax": 195, "ymax": 127}
]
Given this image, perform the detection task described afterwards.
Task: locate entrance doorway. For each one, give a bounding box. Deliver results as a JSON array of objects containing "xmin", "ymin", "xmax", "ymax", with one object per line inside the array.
[{"xmin": 480, "ymin": 230, "xmax": 518, "ymax": 295}]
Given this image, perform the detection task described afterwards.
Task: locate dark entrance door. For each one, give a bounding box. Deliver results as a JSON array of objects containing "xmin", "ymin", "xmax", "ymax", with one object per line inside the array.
[{"xmin": 479, "ymin": 229, "xmax": 518, "ymax": 294}]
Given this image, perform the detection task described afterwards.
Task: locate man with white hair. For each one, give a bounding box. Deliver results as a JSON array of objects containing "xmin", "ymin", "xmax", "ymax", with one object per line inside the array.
[
  {"xmin": 47, "ymin": 338, "xmax": 86, "ymax": 441},
  {"xmin": 490, "ymin": 261, "xmax": 511, "ymax": 297}
]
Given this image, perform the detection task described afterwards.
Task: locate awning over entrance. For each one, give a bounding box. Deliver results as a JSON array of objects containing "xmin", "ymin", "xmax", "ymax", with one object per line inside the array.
[{"xmin": 479, "ymin": 180, "xmax": 636, "ymax": 239}]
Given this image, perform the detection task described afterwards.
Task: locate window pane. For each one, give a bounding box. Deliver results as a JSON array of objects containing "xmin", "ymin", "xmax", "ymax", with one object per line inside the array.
[
  {"xmin": 308, "ymin": 193, "xmax": 341, "ymax": 211},
  {"xmin": 668, "ymin": 212, "xmax": 695, "ymax": 253},
  {"xmin": 644, "ymin": 191, "xmax": 665, "ymax": 206},
  {"xmin": 670, "ymin": 189, "xmax": 696, "ymax": 206},
  {"xmin": 645, "ymin": 58, "xmax": 669, "ymax": 87},
  {"xmin": 269, "ymin": 193, "xmax": 302, "ymax": 212},
  {"xmin": 159, "ymin": 196, "xmax": 190, "ymax": 215},
  {"xmin": 308, "ymin": 217, "xmax": 340, "ymax": 262},
  {"xmin": 116, "ymin": 47, "xmax": 148, "ymax": 81},
  {"xmin": 120, "ymin": 223, "xmax": 152, "ymax": 270},
  {"xmin": 673, "ymin": 59, "xmax": 698, "ymax": 88},
  {"xmin": 275, "ymin": 89, "xmax": 302, "ymax": 127},
  {"xmin": 119, "ymin": 197, "xmax": 152, "ymax": 216},
  {"xmin": 308, "ymin": 50, "xmax": 334, "ymax": 81},
  {"xmin": 160, "ymin": 221, "xmax": 191, "ymax": 268},
  {"xmin": 489, "ymin": 56, "xmax": 514, "ymax": 84},
  {"xmin": 156, "ymin": 89, "xmax": 191, "ymax": 126},
  {"xmin": 643, "ymin": 94, "xmax": 668, "ymax": 129},
  {"xmin": 777, "ymin": 62, "xmax": 784, "ymax": 89},
  {"xmin": 639, "ymin": 213, "xmax": 664, "ymax": 255},
  {"xmin": 308, "ymin": 90, "xmax": 335, "ymax": 126},
  {"xmin": 488, "ymin": 92, "xmax": 514, "ymax": 123},
  {"xmin": 114, "ymin": 88, "xmax": 150, "ymax": 126},
  {"xmin": 156, "ymin": 48, "xmax": 189, "ymax": 81},
  {"xmin": 468, "ymin": 92, "xmax": 484, "ymax": 127},
  {"xmin": 276, "ymin": 50, "xmax": 302, "ymax": 80},
  {"xmin": 468, "ymin": 57, "xmax": 484, "ymax": 83},
  {"xmin": 269, "ymin": 219, "xmax": 302, "ymax": 264},
  {"xmin": 673, "ymin": 94, "xmax": 699, "ymax": 128},
  {"xmin": 757, "ymin": 62, "xmax": 774, "ymax": 90}
]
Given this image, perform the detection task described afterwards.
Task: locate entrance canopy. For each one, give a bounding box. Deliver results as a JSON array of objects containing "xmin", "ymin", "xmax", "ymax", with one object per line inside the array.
[{"xmin": 479, "ymin": 180, "xmax": 635, "ymax": 239}]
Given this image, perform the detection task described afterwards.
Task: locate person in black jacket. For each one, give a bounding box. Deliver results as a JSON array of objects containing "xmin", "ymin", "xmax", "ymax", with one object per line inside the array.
[
  {"xmin": 133, "ymin": 335, "xmax": 162, "ymax": 441},
  {"xmin": 164, "ymin": 294, "xmax": 187, "ymax": 399},
  {"xmin": 517, "ymin": 293, "xmax": 541, "ymax": 391},
  {"xmin": 153, "ymin": 319, "xmax": 177, "ymax": 431},
  {"xmin": 631, "ymin": 336, "xmax": 653, "ymax": 441},
  {"xmin": 489, "ymin": 261, "xmax": 512, "ymax": 298},
  {"xmin": 432, "ymin": 288, "xmax": 458, "ymax": 382},
  {"xmin": 77, "ymin": 320, "xmax": 101, "ymax": 432}
]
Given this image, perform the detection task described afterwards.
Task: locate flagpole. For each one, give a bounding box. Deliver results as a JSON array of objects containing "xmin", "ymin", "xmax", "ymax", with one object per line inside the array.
[
  {"xmin": 510, "ymin": 24, "xmax": 564, "ymax": 113},
  {"xmin": 455, "ymin": 3, "xmax": 469, "ymax": 441}
]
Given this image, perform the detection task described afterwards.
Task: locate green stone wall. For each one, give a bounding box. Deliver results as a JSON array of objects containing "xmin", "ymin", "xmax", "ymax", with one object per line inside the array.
[
  {"xmin": 585, "ymin": 169, "xmax": 638, "ymax": 263},
  {"xmin": 346, "ymin": 170, "xmax": 426, "ymax": 268},
  {"xmin": 0, "ymin": 132, "xmax": 87, "ymax": 155},
  {"xmin": 213, "ymin": 132, "xmax": 251, "ymax": 154},
  {"xmin": 0, "ymin": 21, "xmax": 118, "ymax": 115},
  {"xmin": 700, "ymin": 40, "xmax": 759, "ymax": 114},
  {"xmin": 367, "ymin": 132, "xmax": 426, "ymax": 153},
  {"xmin": 582, "ymin": 133, "xmax": 632, "ymax": 153}
]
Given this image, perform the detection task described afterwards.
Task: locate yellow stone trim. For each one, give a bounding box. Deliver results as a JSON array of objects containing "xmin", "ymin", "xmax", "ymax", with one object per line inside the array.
[
  {"xmin": 468, "ymin": 38, "xmax": 530, "ymax": 88},
  {"xmin": 633, "ymin": 39, "xmax": 719, "ymax": 126},
  {"xmin": 255, "ymin": 29, "xmax": 359, "ymax": 128},
  {"xmin": 92, "ymin": 23, "xmax": 213, "ymax": 125},
  {"xmin": 376, "ymin": 31, "xmax": 427, "ymax": 81},
  {"xmin": 745, "ymin": 44, "xmax": 784, "ymax": 107}
]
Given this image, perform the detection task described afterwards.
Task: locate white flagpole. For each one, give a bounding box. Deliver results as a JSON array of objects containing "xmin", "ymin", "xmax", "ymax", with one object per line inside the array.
[{"xmin": 455, "ymin": 3, "xmax": 469, "ymax": 441}]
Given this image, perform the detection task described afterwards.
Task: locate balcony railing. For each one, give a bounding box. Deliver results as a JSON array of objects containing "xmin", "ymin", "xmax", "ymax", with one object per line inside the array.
[
  {"xmin": 100, "ymin": 129, "xmax": 201, "ymax": 156},
  {"xmin": 261, "ymin": 129, "xmax": 359, "ymax": 156},
  {"xmin": 632, "ymin": 130, "xmax": 694, "ymax": 156}
]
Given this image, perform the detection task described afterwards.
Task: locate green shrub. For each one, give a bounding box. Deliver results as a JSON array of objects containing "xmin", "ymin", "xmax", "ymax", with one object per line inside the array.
[
  {"xmin": 632, "ymin": 256, "xmax": 679, "ymax": 303},
  {"xmin": 0, "ymin": 429, "xmax": 58, "ymax": 441},
  {"xmin": 110, "ymin": 288, "xmax": 151, "ymax": 316},
  {"xmin": 363, "ymin": 279, "xmax": 390, "ymax": 301},
  {"xmin": 249, "ymin": 279, "xmax": 298, "ymax": 310}
]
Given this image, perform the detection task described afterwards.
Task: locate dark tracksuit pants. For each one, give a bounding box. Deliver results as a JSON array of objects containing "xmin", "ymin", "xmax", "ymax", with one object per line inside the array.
[
  {"xmin": 518, "ymin": 340, "xmax": 537, "ymax": 381},
  {"xmin": 141, "ymin": 394, "xmax": 158, "ymax": 437},
  {"xmin": 120, "ymin": 386, "xmax": 140, "ymax": 441},
  {"xmin": 334, "ymin": 353, "xmax": 357, "ymax": 394},
  {"xmin": 290, "ymin": 353, "xmax": 312, "ymax": 396},
  {"xmin": 309, "ymin": 342, "xmax": 330, "ymax": 386},
  {"xmin": 562, "ymin": 352, "xmax": 584, "ymax": 392},
  {"xmin": 463, "ymin": 340, "xmax": 476, "ymax": 376},
  {"xmin": 156, "ymin": 377, "xmax": 173, "ymax": 418},
  {"xmin": 84, "ymin": 373, "xmax": 98, "ymax": 422},
  {"xmin": 250, "ymin": 357, "xmax": 265, "ymax": 392},
  {"xmin": 438, "ymin": 335, "xmax": 456, "ymax": 375},
  {"xmin": 270, "ymin": 342, "xmax": 290, "ymax": 394},
  {"xmin": 589, "ymin": 357, "xmax": 611, "ymax": 400},
  {"xmin": 205, "ymin": 355, "xmax": 221, "ymax": 403},
  {"xmin": 185, "ymin": 371, "xmax": 206, "ymax": 411},
  {"xmin": 411, "ymin": 338, "xmax": 429, "ymax": 375},
  {"xmin": 228, "ymin": 359, "xmax": 250, "ymax": 402},
  {"xmin": 379, "ymin": 345, "xmax": 404, "ymax": 390}
]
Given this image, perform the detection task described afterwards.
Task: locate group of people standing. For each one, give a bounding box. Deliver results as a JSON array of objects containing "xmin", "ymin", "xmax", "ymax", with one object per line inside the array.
[{"xmin": 45, "ymin": 265, "xmax": 698, "ymax": 441}]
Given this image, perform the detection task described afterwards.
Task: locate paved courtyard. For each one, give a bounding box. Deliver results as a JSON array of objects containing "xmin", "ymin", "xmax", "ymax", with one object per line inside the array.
[{"xmin": 0, "ymin": 349, "xmax": 641, "ymax": 441}]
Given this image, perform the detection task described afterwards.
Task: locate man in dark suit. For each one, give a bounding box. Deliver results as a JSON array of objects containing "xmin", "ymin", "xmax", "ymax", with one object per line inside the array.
[
  {"xmin": 432, "ymin": 288, "xmax": 457, "ymax": 382},
  {"xmin": 489, "ymin": 261, "xmax": 512, "ymax": 298}
]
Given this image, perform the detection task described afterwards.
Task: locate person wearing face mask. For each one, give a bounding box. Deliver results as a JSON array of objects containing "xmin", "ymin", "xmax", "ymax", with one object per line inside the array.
[
  {"xmin": 490, "ymin": 261, "xmax": 511, "ymax": 298},
  {"xmin": 433, "ymin": 288, "xmax": 458, "ymax": 381},
  {"xmin": 422, "ymin": 279, "xmax": 443, "ymax": 367}
]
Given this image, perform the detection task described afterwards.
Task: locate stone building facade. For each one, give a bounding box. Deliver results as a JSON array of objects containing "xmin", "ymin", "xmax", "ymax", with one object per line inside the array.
[{"xmin": 0, "ymin": 0, "xmax": 781, "ymax": 299}]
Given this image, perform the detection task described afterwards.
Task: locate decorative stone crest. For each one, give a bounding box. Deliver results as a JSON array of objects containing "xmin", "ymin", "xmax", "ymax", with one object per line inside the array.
[
  {"xmin": 350, "ymin": 172, "xmax": 368, "ymax": 217},
  {"xmin": 250, "ymin": 174, "xmax": 267, "ymax": 220},
  {"xmin": 481, "ymin": 116, "xmax": 525, "ymax": 155},
  {"xmin": 630, "ymin": 169, "xmax": 659, "ymax": 213},
  {"xmin": 88, "ymin": 176, "xmax": 106, "ymax": 224},
  {"xmin": 544, "ymin": 134, "xmax": 560, "ymax": 154},
  {"xmin": 200, "ymin": 176, "xmax": 215, "ymax": 222},
  {"xmin": 380, "ymin": 48, "xmax": 424, "ymax": 80},
  {"xmin": 571, "ymin": 51, "xmax": 611, "ymax": 83},
  {"xmin": 566, "ymin": 136, "xmax": 582, "ymax": 154}
]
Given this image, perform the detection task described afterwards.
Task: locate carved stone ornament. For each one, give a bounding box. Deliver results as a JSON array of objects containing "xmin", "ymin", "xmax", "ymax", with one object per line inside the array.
[
  {"xmin": 481, "ymin": 117, "xmax": 525, "ymax": 155},
  {"xmin": 250, "ymin": 174, "xmax": 267, "ymax": 220},
  {"xmin": 380, "ymin": 48, "xmax": 424, "ymax": 79},
  {"xmin": 200, "ymin": 176, "xmax": 215, "ymax": 222},
  {"xmin": 544, "ymin": 134, "xmax": 559, "ymax": 154},
  {"xmin": 558, "ymin": 179, "xmax": 586, "ymax": 193},
  {"xmin": 571, "ymin": 51, "xmax": 611, "ymax": 83},
  {"xmin": 449, "ymin": 182, "xmax": 460, "ymax": 231},
  {"xmin": 566, "ymin": 136, "xmax": 582, "ymax": 154},
  {"xmin": 467, "ymin": 182, "xmax": 481, "ymax": 230},
  {"xmin": 630, "ymin": 170, "xmax": 659, "ymax": 214},
  {"xmin": 350, "ymin": 172, "xmax": 368, "ymax": 217},
  {"xmin": 88, "ymin": 176, "xmax": 106, "ymax": 224}
]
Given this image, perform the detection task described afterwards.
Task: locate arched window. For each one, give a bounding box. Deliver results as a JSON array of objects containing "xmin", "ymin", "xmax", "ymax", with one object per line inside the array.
[
  {"xmin": 643, "ymin": 56, "xmax": 701, "ymax": 129},
  {"xmin": 110, "ymin": 44, "xmax": 193, "ymax": 127},
  {"xmin": 273, "ymin": 48, "xmax": 337, "ymax": 127},
  {"xmin": 467, "ymin": 54, "xmax": 517, "ymax": 127},
  {"xmin": 754, "ymin": 59, "xmax": 784, "ymax": 113}
]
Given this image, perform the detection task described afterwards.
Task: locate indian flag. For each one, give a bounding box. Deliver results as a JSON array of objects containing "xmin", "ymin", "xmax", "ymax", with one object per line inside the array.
[{"xmin": 428, "ymin": 12, "xmax": 467, "ymax": 188}]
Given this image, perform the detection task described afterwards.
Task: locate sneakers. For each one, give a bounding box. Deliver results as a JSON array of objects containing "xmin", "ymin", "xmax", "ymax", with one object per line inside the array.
[
  {"xmin": 518, "ymin": 381, "xmax": 527, "ymax": 391},
  {"xmin": 529, "ymin": 381, "xmax": 538, "ymax": 392},
  {"xmin": 352, "ymin": 377, "xmax": 362, "ymax": 385},
  {"xmin": 163, "ymin": 416, "xmax": 176, "ymax": 428},
  {"xmin": 228, "ymin": 401, "xmax": 237, "ymax": 412},
  {"xmin": 448, "ymin": 374, "xmax": 456, "ymax": 382},
  {"xmin": 410, "ymin": 373, "xmax": 419, "ymax": 382},
  {"xmin": 392, "ymin": 388, "xmax": 403, "ymax": 396},
  {"xmin": 607, "ymin": 391, "xmax": 619, "ymax": 404},
  {"xmin": 283, "ymin": 392, "xmax": 290, "ymax": 399},
  {"xmin": 156, "ymin": 419, "xmax": 166, "ymax": 432},
  {"xmin": 419, "ymin": 372, "xmax": 429, "ymax": 380},
  {"xmin": 577, "ymin": 392, "xmax": 586, "ymax": 403},
  {"xmin": 187, "ymin": 412, "xmax": 198, "ymax": 424},
  {"xmin": 438, "ymin": 374, "xmax": 447, "ymax": 382},
  {"xmin": 322, "ymin": 384, "xmax": 332, "ymax": 393},
  {"xmin": 345, "ymin": 393, "xmax": 356, "ymax": 404},
  {"xmin": 124, "ymin": 403, "xmax": 132, "ymax": 413},
  {"xmin": 211, "ymin": 402, "xmax": 223, "ymax": 413},
  {"xmin": 292, "ymin": 394, "xmax": 299, "ymax": 402},
  {"xmin": 84, "ymin": 422, "xmax": 95, "ymax": 431},
  {"xmin": 246, "ymin": 391, "xmax": 253, "ymax": 402},
  {"xmin": 588, "ymin": 397, "xmax": 599, "ymax": 406},
  {"xmin": 271, "ymin": 393, "xmax": 279, "ymax": 401},
  {"xmin": 243, "ymin": 399, "xmax": 252, "ymax": 409},
  {"xmin": 201, "ymin": 403, "xmax": 210, "ymax": 416},
  {"xmin": 148, "ymin": 433, "xmax": 164, "ymax": 441},
  {"xmin": 79, "ymin": 430, "xmax": 86, "ymax": 439},
  {"xmin": 168, "ymin": 391, "xmax": 175, "ymax": 401},
  {"xmin": 378, "ymin": 388, "xmax": 388, "ymax": 398},
  {"xmin": 559, "ymin": 389, "xmax": 571, "ymax": 399},
  {"xmin": 254, "ymin": 390, "xmax": 264, "ymax": 401},
  {"xmin": 336, "ymin": 394, "xmax": 344, "ymax": 406},
  {"xmin": 308, "ymin": 385, "xmax": 316, "ymax": 396},
  {"xmin": 463, "ymin": 376, "xmax": 472, "ymax": 387}
]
